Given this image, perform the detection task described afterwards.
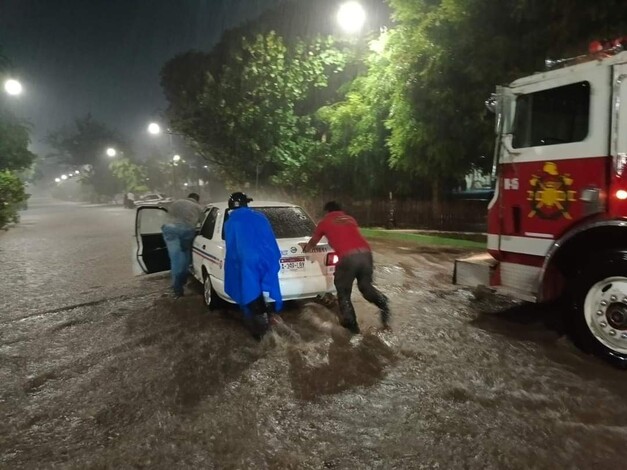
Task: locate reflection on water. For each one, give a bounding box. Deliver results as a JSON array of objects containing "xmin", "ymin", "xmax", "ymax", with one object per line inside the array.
[{"xmin": 4, "ymin": 203, "xmax": 627, "ymax": 468}]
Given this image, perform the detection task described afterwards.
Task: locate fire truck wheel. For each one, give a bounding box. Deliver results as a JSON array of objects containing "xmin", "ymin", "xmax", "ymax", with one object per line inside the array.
[{"xmin": 570, "ymin": 257, "xmax": 627, "ymax": 368}]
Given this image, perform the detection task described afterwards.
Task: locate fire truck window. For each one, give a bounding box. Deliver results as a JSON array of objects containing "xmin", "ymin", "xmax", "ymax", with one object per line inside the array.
[{"xmin": 512, "ymin": 81, "xmax": 590, "ymax": 148}]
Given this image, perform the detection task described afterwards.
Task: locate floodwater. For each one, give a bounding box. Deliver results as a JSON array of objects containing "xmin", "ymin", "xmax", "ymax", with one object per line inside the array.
[{"xmin": 2, "ymin": 199, "xmax": 627, "ymax": 469}]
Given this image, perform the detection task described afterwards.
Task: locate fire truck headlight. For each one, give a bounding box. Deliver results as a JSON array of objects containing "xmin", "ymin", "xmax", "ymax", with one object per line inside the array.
[{"xmin": 616, "ymin": 190, "xmax": 627, "ymax": 200}]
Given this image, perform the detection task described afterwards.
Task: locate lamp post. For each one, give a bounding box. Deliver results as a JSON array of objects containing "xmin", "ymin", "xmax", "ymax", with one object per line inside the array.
[
  {"xmin": 148, "ymin": 121, "xmax": 182, "ymax": 196},
  {"xmin": 147, "ymin": 122, "xmax": 161, "ymax": 135},
  {"xmin": 147, "ymin": 121, "xmax": 174, "ymax": 149},
  {"xmin": 172, "ymin": 154, "xmax": 181, "ymax": 196},
  {"xmin": 337, "ymin": 1, "xmax": 366, "ymax": 34},
  {"xmin": 255, "ymin": 162, "xmax": 261, "ymax": 194},
  {"xmin": 3, "ymin": 78, "xmax": 23, "ymax": 97}
]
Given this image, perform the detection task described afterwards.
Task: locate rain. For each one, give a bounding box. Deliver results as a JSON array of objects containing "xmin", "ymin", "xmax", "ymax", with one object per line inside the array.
[{"xmin": 3, "ymin": 1, "xmax": 627, "ymax": 468}]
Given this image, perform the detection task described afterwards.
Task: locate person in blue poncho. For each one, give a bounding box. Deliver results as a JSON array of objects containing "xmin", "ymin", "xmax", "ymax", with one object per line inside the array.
[{"xmin": 224, "ymin": 191, "xmax": 283, "ymax": 339}]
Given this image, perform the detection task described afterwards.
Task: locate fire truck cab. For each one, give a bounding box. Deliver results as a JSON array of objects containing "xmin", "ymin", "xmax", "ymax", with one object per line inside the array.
[{"xmin": 454, "ymin": 39, "xmax": 627, "ymax": 366}]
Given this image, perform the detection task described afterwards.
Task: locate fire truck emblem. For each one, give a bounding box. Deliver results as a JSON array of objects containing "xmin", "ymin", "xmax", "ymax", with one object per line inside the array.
[{"xmin": 527, "ymin": 162, "xmax": 577, "ymax": 220}]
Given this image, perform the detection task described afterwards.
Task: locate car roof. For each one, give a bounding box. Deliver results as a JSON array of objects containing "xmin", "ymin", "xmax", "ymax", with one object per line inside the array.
[{"xmin": 204, "ymin": 200, "xmax": 301, "ymax": 210}]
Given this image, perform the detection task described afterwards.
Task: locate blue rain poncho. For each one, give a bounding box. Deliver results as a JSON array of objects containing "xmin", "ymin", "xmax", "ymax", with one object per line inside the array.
[{"xmin": 224, "ymin": 207, "xmax": 283, "ymax": 314}]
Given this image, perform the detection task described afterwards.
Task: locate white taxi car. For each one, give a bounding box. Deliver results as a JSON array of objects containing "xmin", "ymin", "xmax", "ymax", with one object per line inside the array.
[{"xmin": 134, "ymin": 200, "xmax": 337, "ymax": 308}]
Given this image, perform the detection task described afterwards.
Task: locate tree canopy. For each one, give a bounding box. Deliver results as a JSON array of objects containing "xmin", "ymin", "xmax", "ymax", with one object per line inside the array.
[
  {"xmin": 0, "ymin": 46, "xmax": 36, "ymax": 228},
  {"xmin": 46, "ymin": 114, "xmax": 124, "ymax": 197},
  {"xmin": 164, "ymin": 32, "xmax": 346, "ymax": 189},
  {"xmin": 159, "ymin": 0, "xmax": 627, "ymax": 201}
]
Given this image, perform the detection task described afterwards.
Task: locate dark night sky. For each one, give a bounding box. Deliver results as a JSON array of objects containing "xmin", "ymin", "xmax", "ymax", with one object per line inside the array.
[{"xmin": 0, "ymin": 0, "xmax": 281, "ymax": 155}]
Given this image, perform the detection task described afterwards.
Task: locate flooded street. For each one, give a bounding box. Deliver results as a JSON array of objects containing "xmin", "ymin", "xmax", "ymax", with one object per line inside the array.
[{"xmin": 2, "ymin": 199, "xmax": 627, "ymax": 469}]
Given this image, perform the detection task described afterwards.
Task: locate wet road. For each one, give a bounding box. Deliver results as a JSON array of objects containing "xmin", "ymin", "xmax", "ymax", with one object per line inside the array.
[{"xmin": 2, "ymin": 199, "xmax": 627, "ymax": 469}]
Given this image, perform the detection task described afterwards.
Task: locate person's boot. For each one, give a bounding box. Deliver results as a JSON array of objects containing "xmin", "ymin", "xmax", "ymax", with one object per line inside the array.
[
  {"xmin": 380, "ymin": 306, "xmax": 391, "ymax": 329},
  {"xmin": 338, "ymin": 298, "xmax": 360, "ymax": 334},
  {"xmin": 377, "ymin": 295, "xmax": 390, "ymax": 328},
  {"xmin": 246, "ymin": 295, "xmax": 270, "ymax": 340}
]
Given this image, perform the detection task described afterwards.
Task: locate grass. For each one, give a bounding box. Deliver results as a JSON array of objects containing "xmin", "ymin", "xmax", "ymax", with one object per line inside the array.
[{"xmin": 361, "ymin": 228, "xmax": 487, "ymax": 249}]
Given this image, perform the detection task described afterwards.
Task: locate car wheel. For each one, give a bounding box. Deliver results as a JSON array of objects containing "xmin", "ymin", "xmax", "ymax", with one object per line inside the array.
[
  {"xmin": 203, "ymin": 273, "xmax": 225, "ymax": 311},
  {"xmin": 570, "ymin": 254, "xmax": 627, "ymax": 368}
]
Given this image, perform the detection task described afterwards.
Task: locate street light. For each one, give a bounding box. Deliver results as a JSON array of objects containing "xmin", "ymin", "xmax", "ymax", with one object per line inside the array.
[
  {"xmin": 337, "ymin": 1, "xmax": 366, "ymax": 34},
  {"xmin": 147, "ymin": 122, "xmax": 161, "ymax": 135},
  {"xmin": 61, "ymin": 174, "xmax": 68, "ymax": 180},
  {"xmin": 3, "ymin": 78, "xmax": 23, "ymax": 96},
  {"xmin": 55, "ymin": 178, "xmax": 61, "ymax": 183},
  {"xmin": 172, "ymin": 154, "xmax": 181, "ymax": 163},
  {"xmin": 106, "ymin": 147, "xmax": 117, "ymax": 158}
]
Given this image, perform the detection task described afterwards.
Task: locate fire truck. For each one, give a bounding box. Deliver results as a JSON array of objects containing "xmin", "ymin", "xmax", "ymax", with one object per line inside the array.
[{"xmin": 453, "ymin": 38, "xmax": 627, "ymax": 367}]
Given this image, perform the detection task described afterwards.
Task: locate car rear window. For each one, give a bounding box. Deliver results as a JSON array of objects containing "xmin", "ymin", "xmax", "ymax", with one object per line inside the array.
[
  {"xmin": 222, "ymin": 206, "xmax": 315, "ymax": 239},
  {"xmin": 257, "ymin": 207, "xmax": 315, "ymax": 238}
]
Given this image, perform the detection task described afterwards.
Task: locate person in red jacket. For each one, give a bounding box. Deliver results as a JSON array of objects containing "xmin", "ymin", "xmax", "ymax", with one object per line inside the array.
[{"xmin": 303, "ymin": 201, "xmax": 390, "ymax": 333}]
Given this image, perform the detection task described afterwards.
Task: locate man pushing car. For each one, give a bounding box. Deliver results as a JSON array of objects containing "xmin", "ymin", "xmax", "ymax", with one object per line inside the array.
[
  {"xmin": 223, "ymin": 192, "xmax": 283, "ymax": 339},
  {"xmin": 302, "ymin": 201, "xmax": 390, "ymax": 334}
]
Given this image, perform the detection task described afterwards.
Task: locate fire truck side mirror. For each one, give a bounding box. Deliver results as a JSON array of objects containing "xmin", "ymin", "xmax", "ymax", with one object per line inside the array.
[
  {"xmin": 485, "ymin": 94, "xmax": 497, "ymax": 113},
  {"xmin": 503, "ymin": 134, "xmax": 521, "ymax": 156}
]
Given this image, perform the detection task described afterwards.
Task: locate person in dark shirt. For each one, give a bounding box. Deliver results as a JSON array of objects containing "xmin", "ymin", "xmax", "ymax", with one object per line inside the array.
[
  {"xmin": 303, "ymin": 201, "xmax": 390, "ymax": 333},
  {"xmin": 162, "ymin": 192, "xmax": 203, "ymax": 298}
]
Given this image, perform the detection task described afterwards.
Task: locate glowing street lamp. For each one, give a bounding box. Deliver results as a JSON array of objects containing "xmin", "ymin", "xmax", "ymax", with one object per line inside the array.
[
  {"xmin": 74, "ymin": 170, "xmax": 80, "ymax": 175},
  {"xmin": 172, "ymin": 154, "xmax": 181, "ymax": 163},
  {"xmin": 106, "ymin": 147, "xmax": 117, "ymax": 157},
  {"xmin": 3, "ymin": 78, "xmax": 23, "ymax": 96},
  {"xmin": 61, "ymin": 174, "xmax": 68, "ymax": 180},
  {"xmin": 337, "ymin": 1, "xmax": 366, "ymax": 34},
  {"xmin": 55, "ymin": 177, "xmax": 61, "ymax": 183},
  {"xmin": 147, "ymin": 122, "xmax": 161, "ymax": 135}
]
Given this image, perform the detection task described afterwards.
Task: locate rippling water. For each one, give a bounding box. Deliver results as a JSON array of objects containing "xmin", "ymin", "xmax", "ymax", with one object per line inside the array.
[{"xmin": 2, "ymin": 200, "xmax": 627, "ymax": 469}]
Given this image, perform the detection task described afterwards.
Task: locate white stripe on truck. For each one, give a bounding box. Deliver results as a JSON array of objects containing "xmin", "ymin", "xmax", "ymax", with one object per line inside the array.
[{"xmin": 487, "ymin": 234, "xmax": 553, "ymax": 257}]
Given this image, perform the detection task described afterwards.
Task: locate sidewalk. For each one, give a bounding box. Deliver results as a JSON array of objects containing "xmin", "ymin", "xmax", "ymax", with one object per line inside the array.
[{"xmin": 361, "ymin": 228, "xmax": 486, "ymax": 249}]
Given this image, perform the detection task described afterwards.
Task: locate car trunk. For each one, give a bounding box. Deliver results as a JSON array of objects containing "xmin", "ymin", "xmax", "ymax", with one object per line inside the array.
[{"xmin": 276, "ymin": 237, "xmax": 334, "ymax": 280}]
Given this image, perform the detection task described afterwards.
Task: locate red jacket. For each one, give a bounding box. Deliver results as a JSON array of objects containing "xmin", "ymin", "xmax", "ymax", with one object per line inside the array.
[{"xmin": 309, "ymin": 211, "xmax": 370, "ymax": 259}]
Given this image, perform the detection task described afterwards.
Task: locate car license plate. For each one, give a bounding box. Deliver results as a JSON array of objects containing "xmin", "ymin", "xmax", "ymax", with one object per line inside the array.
[{"xmin": 281, "ymin": 256, "xmax": 305, "ymax": 272}]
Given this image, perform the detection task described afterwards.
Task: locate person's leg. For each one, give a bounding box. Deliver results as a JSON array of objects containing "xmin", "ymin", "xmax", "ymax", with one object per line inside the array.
[
  {"xmin": 334, "ymin": 257, "xmax": 359, "ymax": 333},
  {"xmin": 245, "ymin": 294, "xmax": 269, "ymax": 340},
  {"xmin": 355, "ymin": 252, "xmax": 390, "ymax": 327},
  {"xmin": 179, "ymin": 227, "xmax": 196, "ymax": 288},
  {"xmin": 161, "ymin": 224, "xmax": 184, "ymax": 296},
  {"xmin": 163, "ymin": 224, "xmax": 189, "ymax": 296}
]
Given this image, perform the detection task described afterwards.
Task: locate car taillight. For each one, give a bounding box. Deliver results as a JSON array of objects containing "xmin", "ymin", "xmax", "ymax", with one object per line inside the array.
[{"xmin": 326, "ymin": 253, "xmax": 339, "ymax": 266}]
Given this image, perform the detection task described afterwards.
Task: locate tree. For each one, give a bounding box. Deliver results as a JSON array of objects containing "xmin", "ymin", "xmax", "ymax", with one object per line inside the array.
[
  {"xmin": 0, "ymin": 115, "xmax": 36, "ymax": 172},
  {"xmin": 165, "ymin": 32, "xmax": 346, "ymax": 189},
  {"xmin": 384, "ymin": 0, "xmax": 627, "ymax": 204},
  {"xmin": 0, "ymin": 171, "xmax": 27, "ymax": 228},
  {"xmin": 47, "ymin": 114, "xmax": 122, "ymax": 198},
  {"xmin": 159, "ymin": 0, "xmax": 627, "ymax": 204},
  {"xmin": 143, "ymin": 153, "xmax": 173, "ymax": 192},
  {"xmin": 0, "ymin": 46, "xmax": 36, "ymax": 228},
  {"xmin": 0, "ymin": 111, "xmax": 34, "ymax": 228},
  {"xmin": 109, "ymin": 157, "xmax": 149, "ymax": 193},
  {"xmin": 316, "ymin": 31, "xmax": 424, "ymax": 199},
  {"xmin": 47, "ymin": 114, "xmax": 119, "ymax": 167}
]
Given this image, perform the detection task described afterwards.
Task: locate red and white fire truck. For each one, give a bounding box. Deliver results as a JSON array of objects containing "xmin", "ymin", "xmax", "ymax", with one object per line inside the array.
[{"xmin": 454, "ymin": 38, "xmax": 627, "ymax": 366}]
